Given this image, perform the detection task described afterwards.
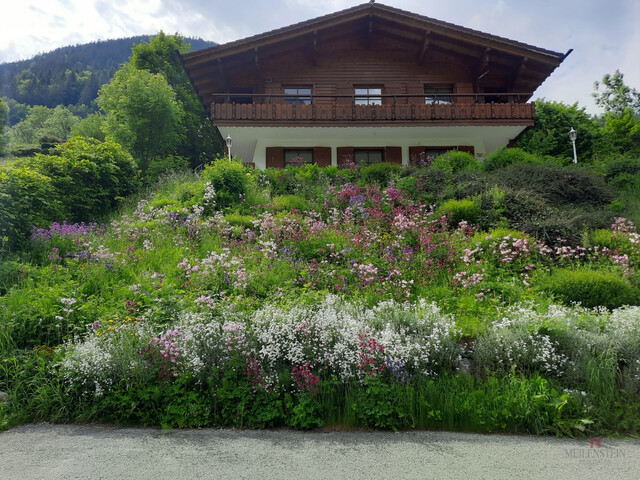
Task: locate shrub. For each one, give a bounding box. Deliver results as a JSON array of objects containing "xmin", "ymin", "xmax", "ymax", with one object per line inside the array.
[
  {"xmin": 485, "ymin": 147, "xmax": 541, "ymax": 171},
  {"xmin": 201, "ymin": 158, "xmax": 249, "ymax": 210},
  {"xmin": 452, "ymin": 170, "xmax": 489, "ymax": 199},
  {"xmin": 517, "ymin": 207, "xmax": 613, "ymax": 247},
  {"xmin": 538, "ymin": 268, "xmax": 640, "ymax": 309},
  {"xmin": 0, "ymin": 164, "xmax": 63, "ymax": 254},
  {"xmin": 146, "ymin": 155, "xmax": 190, "ymax": 183},
  {"xmin": 272, "ymin": 194, "xmax": 309, "ymax": 212},
  {"xmin": 586, "ymin": 229, "xmax": 627, "ymax": 251},
  {"xmin": 9, "ymin": 145, "xmax": 43, "ymax": 157},
  {"xmin": 25, "ymin": 137, "xmax": 140, "ymax": 221},
  {"xmin": 0, "ymin": 260, "xmax": 28, "ymax": 295},
  {"xmin": 294, "ymin": 230, "xmax": 350, "ymax": 261},
  {"xmin": 493, "ymin": 163, "xmax": 615, "ymax": 207},
  {"xmin": 437, "ymin": 198, "xmax": 481, "ymax": 225},
  {"xmin": 608, "ymin": 172, "xmax": 640, "ymax": 194},
  {"xmin": 360, "ymin": 162, "xmax": 402, "ymax": 186},
  {"xmin": 223, "ymin": 213, "xmax": 257, "ymax": 230},
  {"xmin": 472, "ymin": 187, "xmax": 508, "ymax": 230},
  {"xmin": 603, "ymin": 156, "xmax": 640, "ymax": 182},
  {"xmin": 431, "ymin": 150, "xmax": 481, "ymax": 174},
  {"xmin": 396, "ymin": 167, "xmax": 451, "ymax": 203}
]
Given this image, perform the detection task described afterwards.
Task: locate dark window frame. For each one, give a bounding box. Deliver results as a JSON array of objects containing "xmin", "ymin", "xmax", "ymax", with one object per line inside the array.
[
  {"xmin": 354, "ymin": 148, "xmax": 384, "ymax": 165},
  {"xmin": 284, "ymin": 148, "xmax": 314, "ymax": 166},
  {"xmin": 284, "ymin": 86, "xmax": 312, "ymax": 105},
  {"xmin": 355, "ymin": 86, "xmax": 382, "ymax": 106},
  {"xmin": 424, "ymin": 86, "xmax": 453, "ymax": 104}
]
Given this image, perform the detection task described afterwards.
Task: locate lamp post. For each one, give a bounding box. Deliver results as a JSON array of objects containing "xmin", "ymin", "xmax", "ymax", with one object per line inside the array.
[
  {"xmin": 569, "ymin": 127, "xmax": 577, "ymax": 164},
  {"xmin": 225, "ymin": 135, "xmax": 232, "ymax": 161}
]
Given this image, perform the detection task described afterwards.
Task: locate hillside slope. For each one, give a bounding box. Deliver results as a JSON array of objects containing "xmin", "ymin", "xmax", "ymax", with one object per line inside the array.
[{"xmin": 0, "ymin": 36, "xmax": 216, "ymax": 112}]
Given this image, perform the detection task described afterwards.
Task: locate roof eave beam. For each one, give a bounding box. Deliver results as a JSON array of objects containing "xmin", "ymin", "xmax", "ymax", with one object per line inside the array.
[
  {"xmin": 509, "ymin": 56, "xmax": 528, "ymax": 93},
  {"xmin": 418, "ymin": 30, "xmax": 431, "ymax": 64}
]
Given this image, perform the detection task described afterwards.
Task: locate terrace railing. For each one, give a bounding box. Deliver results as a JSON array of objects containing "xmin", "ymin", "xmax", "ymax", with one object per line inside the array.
[{"xmin": 210, "ymin": 93, "xmax": 536, "ymax": 124}]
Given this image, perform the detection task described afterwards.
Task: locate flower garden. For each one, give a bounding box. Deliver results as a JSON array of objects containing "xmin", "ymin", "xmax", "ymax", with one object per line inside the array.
[{"xmin": 1, "ymin": 152, "xmax": 640, "ymax": 434}]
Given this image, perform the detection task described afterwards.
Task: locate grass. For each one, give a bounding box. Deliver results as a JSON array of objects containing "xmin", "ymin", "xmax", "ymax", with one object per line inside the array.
[{"xmin": 1, "ymin": 159, "xmax": 639, "ymax": 434}]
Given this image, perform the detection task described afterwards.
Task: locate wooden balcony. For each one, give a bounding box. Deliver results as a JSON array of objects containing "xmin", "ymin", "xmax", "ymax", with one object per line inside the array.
[{"xmin": 210, "ymin": 94, "xmax": 536, "ymax": 127}]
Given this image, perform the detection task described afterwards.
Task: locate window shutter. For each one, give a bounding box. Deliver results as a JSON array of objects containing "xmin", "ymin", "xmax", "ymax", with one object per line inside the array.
[
  {"xmin": 337, "ymin": 147, "xmax": 354, "ymax": 167},
  {"xmin": 385, "ymin": 146, "xmax": 402, "ymax": 164},
  {"xmin": 409, "ymin": 146, "xmax": 426, "ymax": 165},
  {"xmin": 314, "ymin": 147, "xmax": 331, "ymax": 167},
  {"xmin": 266, "ymin": 147, "xmax": 285, "ymax": 169},
  {"xmin": 457, "ymin": 146, "xmax": 475, "ymax": 155}
]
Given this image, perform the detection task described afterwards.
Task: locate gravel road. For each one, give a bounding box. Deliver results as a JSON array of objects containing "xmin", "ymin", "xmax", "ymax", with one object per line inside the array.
[{"xmin": 1, "ymin": 424, "xmax": 638, "ymax": 480}]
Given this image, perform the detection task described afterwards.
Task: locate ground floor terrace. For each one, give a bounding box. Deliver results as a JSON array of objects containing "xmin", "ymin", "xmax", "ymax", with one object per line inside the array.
[{"xmin": 219, "ymin": 125, "xmax": 529, "ymax": 169}]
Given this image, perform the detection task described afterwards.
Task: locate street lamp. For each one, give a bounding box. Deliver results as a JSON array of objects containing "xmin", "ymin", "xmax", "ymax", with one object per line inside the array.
[
  {"xmin": 569, "ymin": 127, "xmax": 577, "ymax": 164},
  {"xmin": 225, "ymin": 135, "xmax": 232, "ymax": 161}
]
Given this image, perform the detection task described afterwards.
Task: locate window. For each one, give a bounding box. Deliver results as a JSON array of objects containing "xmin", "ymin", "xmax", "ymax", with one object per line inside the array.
[
  {"xmin": 285, "ymin": 149, "xmax": 313, "ymax": 166},
  {"xmin": 229, "ymin": 87, "xmax": 253, "ymax": 104},
  {"xmin": 425, "ymin": 86, "xmax": 453, "ymax": 104},
  {"xmin": 355, "ymin": 87, "xmax": 382, "ymax": 105},
  {"xmin": 284, "ymin": 87, "xmax": 312, "ymax": 105},
  {"xmin": 354, "ymin": 149, "xmax": 383, "ymax": 165}
]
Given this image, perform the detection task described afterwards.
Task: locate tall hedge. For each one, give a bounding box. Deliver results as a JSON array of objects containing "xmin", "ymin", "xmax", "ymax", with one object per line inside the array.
[{"xmin": 0, "ymin": 137, "xmax": 140, "ymax": 255}]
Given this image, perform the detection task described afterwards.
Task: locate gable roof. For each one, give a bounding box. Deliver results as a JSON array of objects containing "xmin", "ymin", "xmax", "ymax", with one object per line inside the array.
[{"xmin": 181, "ymin": 2, "xmax": 570, "ymax": 104}]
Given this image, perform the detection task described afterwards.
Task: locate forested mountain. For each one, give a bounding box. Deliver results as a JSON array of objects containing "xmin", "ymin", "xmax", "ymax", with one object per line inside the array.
[{"xmin": 0, "ymin": 36, "xmax": 215, "ymax": 111}]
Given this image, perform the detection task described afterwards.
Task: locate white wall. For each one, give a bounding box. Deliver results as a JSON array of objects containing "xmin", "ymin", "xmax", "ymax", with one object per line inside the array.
[{"xmin": 218, "ymin": 125, "xmax": 527, "ymax": 168}]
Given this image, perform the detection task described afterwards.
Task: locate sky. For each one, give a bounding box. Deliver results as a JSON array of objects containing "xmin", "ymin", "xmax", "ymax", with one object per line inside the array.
[{"xmin": 1, "ymin": 0, "xmax": 638, "ymax": 114}]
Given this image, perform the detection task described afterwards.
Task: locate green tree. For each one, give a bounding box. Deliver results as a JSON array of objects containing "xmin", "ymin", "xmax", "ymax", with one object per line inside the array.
[
  {"xmin": 70, "ymin": 112, "xmax": 106, "ymax": 141},
  {"xmin": 600, "ymin": 108, "xmax": 640, "ymax": 156},
  {"xmin": 0, "ymin": 98, "xmax": 8, "ymax": 155},
  {"xmin": 97, "ymin": 63, "xmax": 184, "ymax": 172},
  {"xmin": 9, "ymin": 105, "xmax": 52, "ymax": 145},
  {"xmin": 516, "ymin": 100, "xmax": 601, "ymax": 161},
  {"xmin": 130, "ymin": 32, "xmax": 222, "ymax": 168},
  {"xmin": 42, "ymin": 105, "xmax": 80, "ymax": 140},
  {"xmin": 8, "ymin": 105, "xmax": 79, "ymax": 146},
  {"xmin": 593, "ymin": 70, "xmax": 640, "ymax": 116},
  {"xmin": 2, "ymin": 98, "xmax": 29, "ymax": 126}
]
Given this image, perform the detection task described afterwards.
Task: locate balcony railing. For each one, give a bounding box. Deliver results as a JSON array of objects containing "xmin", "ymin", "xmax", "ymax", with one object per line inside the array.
[{"xmin": 210, "ymin": 93, "xmax": 536, "ymax": 124}]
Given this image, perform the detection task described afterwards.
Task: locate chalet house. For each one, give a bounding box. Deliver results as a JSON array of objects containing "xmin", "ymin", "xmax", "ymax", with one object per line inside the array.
[{"xmin": 180, "ymin": 2, "xmax": 569, "ymax": 169}]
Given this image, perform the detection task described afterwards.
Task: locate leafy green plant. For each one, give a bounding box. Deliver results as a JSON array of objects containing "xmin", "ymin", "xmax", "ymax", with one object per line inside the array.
[
  {"xmin": 0, "ymin": 163, "xmax": 63, "ymax": 254},
  {"xmin": 25, "ymin": 137, "xmax": 140, "ymax": 221},
  {"xmin": 432, "ymin": 150, "xmax": 481, "ymax": 174},
  {"xmin": 437, "ymin": 198, "xmax": 481, "ymax": 225},
  {"xmin": 485, "ymin": 147, "xmax": 542, "ymax": 171},
  {"xmin": 539, "ymin": 267, "xmax": 640, "ymax": 309},
  {"xmin": 146, "ymin": 155, "xmax": 190, "ymax": 184},
  {"xmin": 272, "ymin": 194, "xmax": 309, "ymax": 212},
  {"xmin": 201, "ymin": 158, "xmax": 249, "ymax": 210},
  {"xmin": 360, "ymin": 162, "xmax": 402, "ymax": 186}
]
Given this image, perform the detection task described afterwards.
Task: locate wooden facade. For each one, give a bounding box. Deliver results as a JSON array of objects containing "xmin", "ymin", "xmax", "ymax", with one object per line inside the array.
[{"xmin": 180, "ymin": 2, "xmax": 568, "ymax": 168}]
